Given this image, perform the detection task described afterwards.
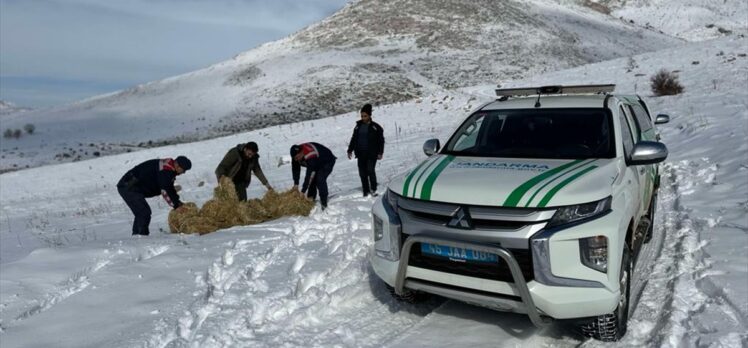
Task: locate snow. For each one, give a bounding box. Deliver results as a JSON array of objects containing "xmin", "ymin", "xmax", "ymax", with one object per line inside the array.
[
  {"xmin": 1, "ymin": 7, "xmax": 748, "ymax": 348},
  {"xmin": 0, "ymin": 101, "xmax": 32, "ymax": 116},
  {"xmin": 609, "ymin": 0, "xmax": 748, "ymax": 41}
]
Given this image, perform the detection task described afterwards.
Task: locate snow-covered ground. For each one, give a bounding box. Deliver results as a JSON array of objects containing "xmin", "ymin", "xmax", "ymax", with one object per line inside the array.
[
  {"xmin": 607, "ymin": 0, "xmax": 748, "ymax": 41},
  {"xmin": 1, "ymin": 35, "xmax": 745, "ymax": 347}
]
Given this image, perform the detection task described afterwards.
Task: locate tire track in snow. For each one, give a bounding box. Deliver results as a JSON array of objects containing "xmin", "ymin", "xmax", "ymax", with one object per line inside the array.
[
  {"xmin": 5, "ymin": 244, "xmax": 170, "ymax": 327},
  {"xmin": 621, "ymin": 160, "xmax": 742, "ymax": 347},
  {"xmin": 13, "ymin": 258, "xmax": 113, "ymax": 322}
]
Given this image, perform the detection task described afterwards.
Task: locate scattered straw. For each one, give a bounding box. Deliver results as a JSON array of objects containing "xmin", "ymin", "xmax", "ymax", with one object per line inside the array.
[{"xmin": 168, "ymin": 177, "xmax": 314, "ymax": 235}]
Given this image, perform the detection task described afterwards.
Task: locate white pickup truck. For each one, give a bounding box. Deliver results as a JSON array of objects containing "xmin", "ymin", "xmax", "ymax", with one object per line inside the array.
[{"xmin": 369, "ymin": 85, "xmax": 670, "ymax": 341}]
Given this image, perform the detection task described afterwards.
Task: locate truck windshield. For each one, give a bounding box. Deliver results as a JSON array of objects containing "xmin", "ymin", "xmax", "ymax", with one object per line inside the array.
[{"xmin": 443, "ymin": 108, "xmax": 615, "ymax": 159}]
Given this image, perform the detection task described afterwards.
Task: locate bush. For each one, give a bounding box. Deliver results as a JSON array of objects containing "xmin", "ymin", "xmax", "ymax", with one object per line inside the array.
[
  {"xmin": 3, "ymin": 129, "xmax": 13, "ymax": 138},
  {"xmin": 23, "ymin": 124, "xmax": 35, "ymax": 134},
  {"xmin": 583, "ymin": 0, "xmax": 611, "ymax": 14},
  {"xmin": 12, "ymin": 129, "xmax": 22, "ymax": 139},
  {"xmin": 650, "ymin": 69, "xmax": 684, "ymax": 96}
]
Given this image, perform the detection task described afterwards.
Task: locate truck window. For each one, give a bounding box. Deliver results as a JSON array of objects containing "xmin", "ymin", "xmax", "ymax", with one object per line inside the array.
[
  {"xmin": 628, "ymin": 104, "xmax": 653, "ymax": 139},
  {"xmin": 443, "ymin": 108, "xmax": 614, "ymax": 159},
  {"xmin": 618, "ymin": 106, "xmax": 635, "ymax": 159}
]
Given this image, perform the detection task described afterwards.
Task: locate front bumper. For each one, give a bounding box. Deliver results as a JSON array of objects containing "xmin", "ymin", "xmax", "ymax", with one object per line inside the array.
[{"xmin": 369, "ymin": 195, "xmax": 621, "ymax": 323}]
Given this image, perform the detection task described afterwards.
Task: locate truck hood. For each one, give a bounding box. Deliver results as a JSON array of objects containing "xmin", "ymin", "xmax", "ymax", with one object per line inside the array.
[{"xmin": 390, "ymin": 155, "xmax": 618, "ymax": 208}]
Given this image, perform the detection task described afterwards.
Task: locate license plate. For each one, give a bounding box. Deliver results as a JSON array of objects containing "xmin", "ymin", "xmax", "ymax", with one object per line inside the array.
[{"xmin": 420, "ymin": 243, "xmax": 498, "ymax": 263}]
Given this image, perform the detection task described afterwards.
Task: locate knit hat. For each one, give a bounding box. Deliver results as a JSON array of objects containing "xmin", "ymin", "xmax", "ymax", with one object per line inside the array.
[
  {"xmin": 289, "ymin": 145, "xmax": 301, "ymax": 157},
  {"xmin": 361, "ymin": 103, "xmax": 372, "ymax": 115},
  {"xmin": 175, "ymin": 156, "xmax": 192, "ymax": 171},
  {"xmin": 245, "ymin": 141, "xmax": 258, "ymax": 152}
]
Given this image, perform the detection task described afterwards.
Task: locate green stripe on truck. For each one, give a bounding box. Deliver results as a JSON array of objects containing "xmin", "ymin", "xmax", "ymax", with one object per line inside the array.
[{"xmin": 502, "ymin": 159, "xmax": 583, "ymax": 207}]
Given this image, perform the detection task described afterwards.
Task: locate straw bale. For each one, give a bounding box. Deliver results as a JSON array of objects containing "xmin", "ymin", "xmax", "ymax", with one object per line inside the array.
[
  {"xmin": 200, "ymin": 199, "xmax": 244, "ymax": 228},
  {"xmin": 168, "ymin": 177, "xmax": 315, "ymax": 235},
  {"xmin": 267, "ymin": 189, "xmax": 315, "ymax": 217},
  {"xmin": 168, "ymin": 202, "xmax": 199, "ymax": 233},
  {"xmin": 214, "ymin": 177, "xmax": 239, "ymax": 202},
  {"xmin": 180, "ymin": 216, "xmax": 220, "ymax": 235}
]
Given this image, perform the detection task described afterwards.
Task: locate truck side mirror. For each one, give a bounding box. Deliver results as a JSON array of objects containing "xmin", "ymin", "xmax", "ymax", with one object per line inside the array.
[
  {"xmin": 423, "ymin": 139, "xmax": 440, "ymax": 156},
  {"xmin": 655, "ymin": 114, "xmax": 670, "ymax": 125},
  {"xmin": 629, "ymin": 141, "xmax": 668, "ymax": 165}
]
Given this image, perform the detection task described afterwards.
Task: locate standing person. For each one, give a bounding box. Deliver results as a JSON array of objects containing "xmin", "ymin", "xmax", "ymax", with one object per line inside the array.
[
  {"xmin": 215, "ymin": 141, "xmax": 273, "ymax": 200},
  {"xmin": 290, "ymin": 142, "xmax": 336, "ymax": 210},
  {"xmin": 347, "ymin": 103, "xmax": 384, "ymax": 197},
  {"xmin": 117, "ymin": 156, "xmax": 191, "ymax": 236}
]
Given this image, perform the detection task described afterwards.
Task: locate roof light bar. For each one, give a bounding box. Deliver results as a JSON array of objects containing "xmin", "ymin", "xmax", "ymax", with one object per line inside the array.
[{"xmin": 495, "ymin": 84, "xmax": 616, "ymax": 97}]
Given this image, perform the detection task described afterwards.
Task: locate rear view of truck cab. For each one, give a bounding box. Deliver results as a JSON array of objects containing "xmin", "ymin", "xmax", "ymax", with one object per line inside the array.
[{"xmin": 369, "ymin": 85, "xmax": 669, "ymax": 341}]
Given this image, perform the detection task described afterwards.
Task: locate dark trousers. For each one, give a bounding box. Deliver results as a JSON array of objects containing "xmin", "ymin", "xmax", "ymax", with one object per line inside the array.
[
  {"xmin": 357, "ymin": 157, "xmax": 378, "ymax": 195},
  {"xmin": 306, "ymin": 160, "xmax": 335, "ymax": 207},
  {"xmin": 118, "ymin": 186, "xmax": 151, "ymax": 236},
  {"xmin": 233, "ymin": 180, "xmax": 248, "ymax": 201}
]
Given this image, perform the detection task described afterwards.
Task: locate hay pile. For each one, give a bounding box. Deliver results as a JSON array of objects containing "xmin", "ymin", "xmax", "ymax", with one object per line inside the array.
[{"xmin": 168, "ymin": 177, "xmax": 315, "ymax": 235}]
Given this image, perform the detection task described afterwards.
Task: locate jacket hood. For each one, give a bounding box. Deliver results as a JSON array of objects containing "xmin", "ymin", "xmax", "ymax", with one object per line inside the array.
[{"xmin": 389, "ymin": 155, "xmax": 618, "ymax": 208}]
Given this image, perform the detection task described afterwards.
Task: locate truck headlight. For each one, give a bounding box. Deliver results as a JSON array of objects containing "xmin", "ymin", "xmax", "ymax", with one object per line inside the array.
[
  {"xmin": 547, "ymin": 196, "xmax": 611, "ymax": 228},
  {"xmin": 374, "ymin": 218, "xmax": 401, "ymax": 261},
  {"xmin": 373, "ymin": 216, "xmax": 384, "ymax": 241},
  {"xmin": 579, "ymin": 235, "xmax": 608, "ymax": 272}
]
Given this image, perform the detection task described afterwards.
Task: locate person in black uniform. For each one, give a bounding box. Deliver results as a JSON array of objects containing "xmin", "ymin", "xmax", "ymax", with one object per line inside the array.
[
  {"xmin": 347, "ymin": 103, "xmax": 384, "ymax": 196},
  {"xmin": 117, "ymin": 156, "xmax": 191, "ymax": 236},
  {"xmin": 290, "ymin": 142, "xmax": 336, "ymax": 210}
]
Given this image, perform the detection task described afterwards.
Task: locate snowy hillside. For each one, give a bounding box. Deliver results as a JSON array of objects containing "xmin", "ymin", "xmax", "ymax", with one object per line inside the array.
[
  {"xmin": 0, "ymin": 101, "xmax": 31, "ymax": 116},
  {"xmin": 601, "ymin": 0, "xmax": 748, "ymax": 41},
  {"xmin": 0, "ymin": 0, "xmax": 682, "ymax": 173},
  {"xmin": 1, "ymin": 35, "xmax": 745, "ymax": 347}
]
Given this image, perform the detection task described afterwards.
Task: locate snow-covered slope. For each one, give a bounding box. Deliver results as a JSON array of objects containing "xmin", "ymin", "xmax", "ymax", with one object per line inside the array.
[
  {"xmin": 0, "ymin": 0, "xmax": 682, "ymax": 173},
  {"xmin": 603, "ymin": 0, "xmax": 748, "ymax": 41},
  {"xmin": 0, "ymin": 101, "xmax": 32, "ymax": 116},
  {"xmin": 1, "ymin": 36, "xmax": 745, "ymax": 347}
]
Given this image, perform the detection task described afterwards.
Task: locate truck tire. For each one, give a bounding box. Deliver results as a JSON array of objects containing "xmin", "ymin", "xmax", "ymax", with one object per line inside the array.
[
  {"xmin": 579, "ymin": 246, "xmax": 632, "ymax": 341},
  {"xmin": 385, "ymin": 283, "xmax": 429, "ymax": 303}
]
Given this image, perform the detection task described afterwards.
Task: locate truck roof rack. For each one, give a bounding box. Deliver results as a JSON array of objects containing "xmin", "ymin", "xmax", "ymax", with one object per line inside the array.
[{"xmin": 494, "ymin": 84, "xmax": 616, "ymax": 97}]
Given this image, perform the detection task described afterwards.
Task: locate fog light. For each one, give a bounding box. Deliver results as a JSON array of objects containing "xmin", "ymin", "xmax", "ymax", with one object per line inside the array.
[
  {"xmin": 580, "ymin": 235, "xmax": 607, "ymax": 273},
  {"xmin": 373, "ymin": 216, "xmax": 384, "ymax": 241}
]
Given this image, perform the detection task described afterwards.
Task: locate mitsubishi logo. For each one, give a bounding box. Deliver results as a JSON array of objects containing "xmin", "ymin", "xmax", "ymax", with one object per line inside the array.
[{"xmin": 448, "ymin": 206, "xmax": 473, "ymax": 229}]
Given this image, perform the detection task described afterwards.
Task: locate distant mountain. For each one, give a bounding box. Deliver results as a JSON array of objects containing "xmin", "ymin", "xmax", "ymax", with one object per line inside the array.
[
  {"xmin": 0, "ymin": 101, "xmax": 32, "ymax": 116},
  {"xmin": 0, "ymin": 0, "xmax": 690, "ymax": 171}
]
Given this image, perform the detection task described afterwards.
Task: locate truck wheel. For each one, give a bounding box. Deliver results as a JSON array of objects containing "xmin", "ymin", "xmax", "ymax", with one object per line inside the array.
[
  {"xmin": 579, "ymin": 247, "xmax": 631, "ymax": 341},
  {"xmin": 385, "ymin": 284, "xmax": 429, "ymax": 303}
]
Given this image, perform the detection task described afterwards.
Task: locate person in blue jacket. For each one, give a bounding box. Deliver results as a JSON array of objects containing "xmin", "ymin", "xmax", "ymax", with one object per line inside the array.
[
  {"xmin": 290, "ymin": 143, "xmax": 336, "ymax": 210},
  {"xmin": 117, "ymin": 156, "xmax": 191, "ymax": 236}
]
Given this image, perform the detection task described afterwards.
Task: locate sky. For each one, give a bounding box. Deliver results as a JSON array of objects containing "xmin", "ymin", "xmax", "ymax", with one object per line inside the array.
[{"xmin": 0, "ymin": 0, "xmax": 350, "ymax": 108}]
